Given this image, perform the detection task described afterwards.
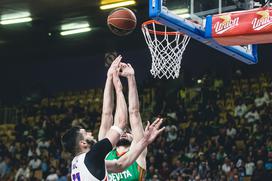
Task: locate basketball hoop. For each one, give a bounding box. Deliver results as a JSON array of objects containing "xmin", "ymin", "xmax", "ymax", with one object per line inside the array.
[{"xmin": 141, "ymin": 20, "xmax": 190, "ymax": 79}]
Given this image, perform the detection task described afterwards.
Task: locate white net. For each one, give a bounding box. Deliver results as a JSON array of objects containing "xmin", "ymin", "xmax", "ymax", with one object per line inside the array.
[{"xmin": 142, "ymin": 20, "xmax": 190, "ymax": 79}]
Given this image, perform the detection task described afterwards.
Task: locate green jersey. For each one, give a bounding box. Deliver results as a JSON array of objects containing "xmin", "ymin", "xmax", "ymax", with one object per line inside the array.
[{"xmin": 106, "ymin": 149, "xmax": 145, "ymax": 181}]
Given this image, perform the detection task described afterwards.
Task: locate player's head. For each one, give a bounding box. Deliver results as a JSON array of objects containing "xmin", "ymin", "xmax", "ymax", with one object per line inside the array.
[
  {"xmin": 62, "ymin": 126, "xmax": 96, "ymax": 155},
  {"xmin": 116, "ymin": 127, "xmax": 133, "ymax": 147}
]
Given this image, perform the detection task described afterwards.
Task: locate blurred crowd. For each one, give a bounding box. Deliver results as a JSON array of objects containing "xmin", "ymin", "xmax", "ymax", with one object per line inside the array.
[
  {"xmin": 146, "ymin": 73, "xmax": 272, "ymax": 181},
  {"xmin": 0, "ymin": 72, "xmax": 272, "ymax": 181}
]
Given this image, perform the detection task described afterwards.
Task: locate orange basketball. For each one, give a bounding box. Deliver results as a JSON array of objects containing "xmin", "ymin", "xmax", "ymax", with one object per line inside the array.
[{"xmin": 107, "ymin": 8, "xmax": 137, "ymax": 36}]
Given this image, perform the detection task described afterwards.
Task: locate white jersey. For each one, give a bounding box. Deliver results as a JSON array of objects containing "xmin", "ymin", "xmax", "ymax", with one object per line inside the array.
[{"xmin": 71, "ymin": 153, "xmax": 108, "ymax": 181}]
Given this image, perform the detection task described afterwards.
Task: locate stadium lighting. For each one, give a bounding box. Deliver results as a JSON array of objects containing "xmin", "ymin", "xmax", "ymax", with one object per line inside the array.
[
  {"xmin": 0, "ymin": 17, "xmax": 32, "ymax": 25},
  {"xmin": 100, "ymin": 0, "xmax": 136, "ymax": 10},
  {"xmin": 61, "ymin": 22, "xmax": 90, "ymax": 31},
  {"xmin": 0, "ymin": 11, "xmax": 32, "ymax": 25},
  {"xmin": 60, "ymin": 27, "xmax": 92, "ymax": 36},
  {"xmin": 1, "ymin": 12, "xmax": 30, "ymax": 20},
  {"xmin": 60, "ymin": 21, "xmax": 91, "ymax": 36},
  {"xmin": 197, "ymin": 79, "xmax": 202, "ymax": 84}
]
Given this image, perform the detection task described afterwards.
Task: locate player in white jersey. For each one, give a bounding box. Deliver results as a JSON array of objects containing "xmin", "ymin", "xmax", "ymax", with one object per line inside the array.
[{"xmin": 62, "ymin": 56, "xmax": 165, "ymax": 181}]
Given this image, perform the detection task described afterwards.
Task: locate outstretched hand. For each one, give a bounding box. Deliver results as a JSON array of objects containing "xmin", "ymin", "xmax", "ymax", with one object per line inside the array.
[
  {"xmin": 143, "ymin": 118, "xmax": 165, "ymax": 144},
  {"xmin": 107, "ymin": 55, "xmax": 122, "ymax": 77},
  {"xmin": 119, "ymin": 63, "xmax": 135, "ymax": 78}
]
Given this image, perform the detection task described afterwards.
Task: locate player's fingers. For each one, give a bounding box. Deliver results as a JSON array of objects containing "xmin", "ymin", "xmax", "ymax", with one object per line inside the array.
[
  {"xmin": 157, "ymin": 127, "xmax": 165, "ymax": 134},
  {"xmin": 116, "ymin": 57, "xmax": 122, "ymax": 66},
  {"xmin": 113, "ymin": 55, "xmax": 122, "ymax": 65},
  {"xmin": 111, "ymin": 60, "xmax": 118, "ymax": 67},
  {"xmin": 120, "ymin": 62, "xmax": 127, "ymax": 68},
  {"xmin": 113, "ymin": 55, "xmax": 121, "ymax": 61},
  {"xmin": 145, "ymin": 121, "xmax": 150, "ymax": 131},
  {"xmin": 151, "ymin": 117, "xmax": 161, "ymax": 127},
  {"xmin": 155, "ymin": 118, "xmax": 163, "ymax": 129}
]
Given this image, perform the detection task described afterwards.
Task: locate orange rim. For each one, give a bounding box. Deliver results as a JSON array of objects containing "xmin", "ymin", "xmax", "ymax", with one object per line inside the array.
[{"xmin": 142, "ymin": 20, "xmax": 184, "ymax": 36}]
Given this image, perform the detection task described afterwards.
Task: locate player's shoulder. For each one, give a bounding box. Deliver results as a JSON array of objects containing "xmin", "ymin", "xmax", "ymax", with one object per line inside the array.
[
  {"xmin": 72, "ymin": 153, "xmax": 87, "ymax": 162},
  {"xmin": 105, "ymin": 148, "xmax": 117, "ymax": 159}
]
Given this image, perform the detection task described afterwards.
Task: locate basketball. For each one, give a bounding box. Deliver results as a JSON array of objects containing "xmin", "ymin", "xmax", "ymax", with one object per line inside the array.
[{"xmin": 107, "ymin": 7, "xmax": 137, "ymax": 36}]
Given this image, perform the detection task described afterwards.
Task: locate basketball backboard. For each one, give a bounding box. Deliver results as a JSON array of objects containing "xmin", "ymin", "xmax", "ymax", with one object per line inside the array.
[
  {"xmin": 166, "ymin": 0, "xmax": 255, "ymax": 25},
  {"xmin": 149, "ymin": 0, "xmax": 261, "ymax": 64}
]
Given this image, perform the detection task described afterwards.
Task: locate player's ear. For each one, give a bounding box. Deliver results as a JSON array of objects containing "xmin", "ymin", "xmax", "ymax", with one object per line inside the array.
[{"xmin": 79, "ymin": 140, "xmax": 87, "ymax": 149}]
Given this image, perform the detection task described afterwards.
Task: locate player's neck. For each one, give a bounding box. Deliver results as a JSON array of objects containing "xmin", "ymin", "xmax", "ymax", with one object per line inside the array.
[
  {"xmin": 116, "ymin": 146, "xmax": 129, "ymax": 156},
  {"xmin": 76, "ymin": 148, "xmax": 90, "ymax": 156}
]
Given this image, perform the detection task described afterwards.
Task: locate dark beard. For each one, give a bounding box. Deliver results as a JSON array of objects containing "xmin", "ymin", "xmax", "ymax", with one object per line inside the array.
[{"xmin": 116, "ymin": 138, "xmax": 132, "ymax": 147}]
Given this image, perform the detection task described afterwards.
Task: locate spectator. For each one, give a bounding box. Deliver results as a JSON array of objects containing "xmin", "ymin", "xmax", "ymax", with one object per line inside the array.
[
  {"xmin": 46, "ymin": 166, "xmax": 58, "ymax": 181},
  {"xmin": 28, "ymin": 153, "xmax": 41, "ymax": 171},
  {"xmin": 217, "ymin": 146, "xmax": 227, "ymax": 163},
  {"xmin": 264, "ymin": 153, "xmax": 272, "ymax": 172},
  {"xmin": 244, "ymin": 106, "xmax": 260, "ymax": 123},
  {"xmin": 15, "ymin": 161, "xmax": 30, "ymax": 181},
  {"xmin": 37, "ymin": 138, "xmax": 50, "ymax": 149},
  {"xmin": 41, "ymin": 156, "xmax": 50, "ymax": 178},
  {"xmin": 146, "ymin": 165, "xmax": 157, "ymax": 181},
  {"xmin": 255, "ymin": 91, "xmax": 269, "ymax": 107},
  {"xmin": 56, "ymin": 167, "xmax": 68, "ymax": 181},
  {"xmin": 252, "ymin": 160, "xmax": 271, "ymax": 181},
  {"xmin": 208, "ymin": 152, "xmax": 219, "ymax": 178},
  {"xmin": 221, "ymin": 157, "xmax": 232, "ymax": 177},
  {"xmin": 170, "ymin": 160, "xmax": 184, "ymax": 178},
  {"xmin": 245, "ymin": 156, "xmax": 255, "ymax": 176},
  {"xmin": 165, "ymin": 124, "xmax": 178, "ymax": 143},
  {"xmin": 226, "ymin": 122, "xmax": 237, "ymax": 138},
  {"xmin": 0, "ymin": 155, "xmax": 11, "ymax": 179},
  {"xmin": 197, "ymin": 155, "xmax": 210, "ymax": 179},
  {"xmin": 160, "ymin": 161, "xmax": 171, "ymax": 180},
  {"xmin": 234, "ymin": 99, "xmax": 247, "ymax": 118}
]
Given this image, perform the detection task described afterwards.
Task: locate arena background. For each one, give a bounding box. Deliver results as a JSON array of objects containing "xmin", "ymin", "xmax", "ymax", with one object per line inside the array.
[{"xmin": 0, "ymin": 0, "xmax": 272, "ymax": 181}]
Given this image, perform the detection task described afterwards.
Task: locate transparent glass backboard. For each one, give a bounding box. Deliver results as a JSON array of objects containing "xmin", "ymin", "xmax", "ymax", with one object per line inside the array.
[{"xmin": 164, "ymin": 0, "xmax": 255, "ymax": 27}]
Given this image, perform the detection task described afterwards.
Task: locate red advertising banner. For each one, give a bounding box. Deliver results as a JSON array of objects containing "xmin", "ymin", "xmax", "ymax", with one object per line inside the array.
[{"xmin": 211, "ymin": 7, "xmax": 272, "ymax": 45}]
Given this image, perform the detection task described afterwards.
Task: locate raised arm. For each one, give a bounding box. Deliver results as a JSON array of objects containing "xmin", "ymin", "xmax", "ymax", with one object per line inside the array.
[
  {"xmin": 104, "ymin": 69, "xmax": 128, "ymax": 147},
  {"xmin": 120, "ymin": 63, "xmax": 146, "ymax": 169},
  {"xmin": 98, "ymin": 55, "xmax": 122, "ymax": 141},
  {"xmin": 83, "ymin": 61, "xmax": 128, "ymax": 180},
  {"xmin": 105, "ymin": 118, "xmax": 165, "ymax": 173}
]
